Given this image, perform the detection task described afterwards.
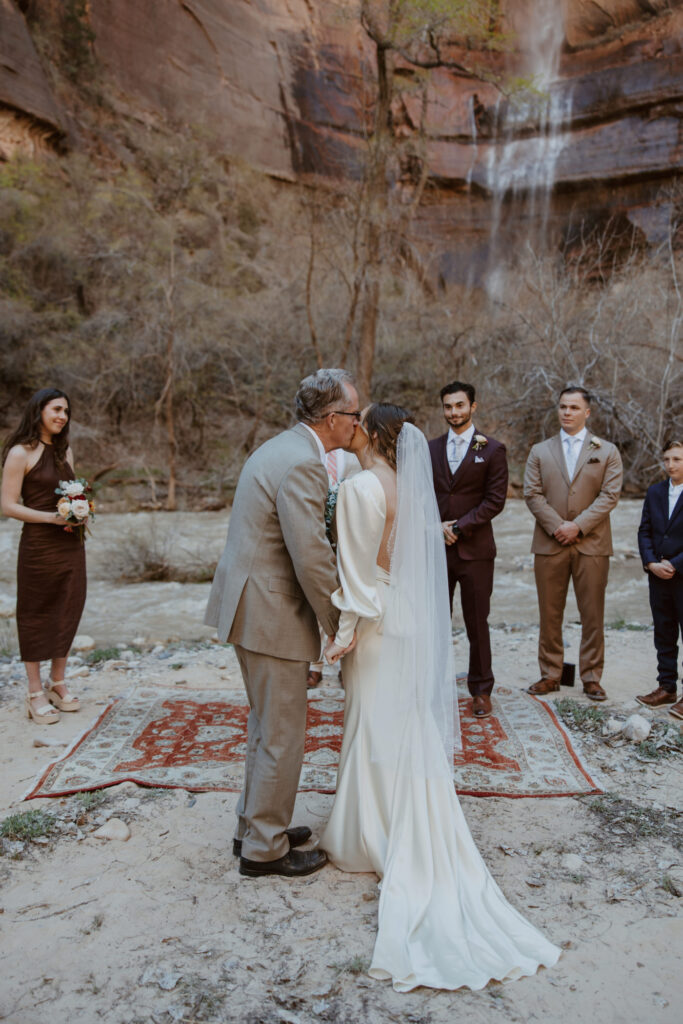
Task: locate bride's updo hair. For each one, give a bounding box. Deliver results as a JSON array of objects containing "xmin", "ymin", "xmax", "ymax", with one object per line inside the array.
[{"xmin": 364, "ymin": 403, "xmax": 415, "ymax": 469}]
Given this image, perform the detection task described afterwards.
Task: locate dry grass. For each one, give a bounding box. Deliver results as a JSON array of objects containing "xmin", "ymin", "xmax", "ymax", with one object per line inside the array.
[
  {"xmin": 585, "ymin": 793, "xmax": 683, "ymax": 849},
  {"xmin": 105, "ymin": 524, "xmax": 217, "ymax": 584}
]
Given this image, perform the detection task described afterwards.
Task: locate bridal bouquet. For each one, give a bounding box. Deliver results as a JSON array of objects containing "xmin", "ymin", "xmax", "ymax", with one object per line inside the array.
[
  {"xmin": 55, "ymin": 478, "xmax": 95, "ymax": 535},
  {"xmin": 324, "ymin": 483, "xmax": 339, "ymax": 546}
]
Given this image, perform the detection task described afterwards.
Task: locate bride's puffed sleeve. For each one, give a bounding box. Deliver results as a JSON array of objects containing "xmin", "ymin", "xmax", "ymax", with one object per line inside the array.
[{"xmin": 332, "ymin": 472, "xmax": 386, "ymax": 648}]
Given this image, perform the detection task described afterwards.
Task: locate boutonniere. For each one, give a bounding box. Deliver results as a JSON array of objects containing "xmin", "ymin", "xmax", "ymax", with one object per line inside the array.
[
  {"xmin": 472, "ymin": 434, "xmax": 488, "ymax": 451},
  {"xmin": 589, "ymin": 437, "xmax": 602, "ymax": 450}
]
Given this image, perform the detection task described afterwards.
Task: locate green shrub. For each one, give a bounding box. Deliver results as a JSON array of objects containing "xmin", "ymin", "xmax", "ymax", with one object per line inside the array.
[{"xmin": 0, "ymin": 808, "xmax": 55, "ymax": 841}]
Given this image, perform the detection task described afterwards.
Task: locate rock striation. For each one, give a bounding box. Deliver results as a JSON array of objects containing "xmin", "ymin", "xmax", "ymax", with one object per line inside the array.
[
  {"xmin": 0, "ymin": 0, "xmax": 65, "ymax": 159},
  {"xmin": 1, "ymin": 0, "xmax": 681, "ymax": 281}
]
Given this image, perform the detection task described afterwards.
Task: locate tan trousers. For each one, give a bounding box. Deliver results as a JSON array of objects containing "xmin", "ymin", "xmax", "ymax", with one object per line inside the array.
[
  {"xmin": 534, "ymin": 549, "xmax": 610, "ymax": 684},
  {"xmin": 234, "ymin": 645, "xmax": 309, "ymax": 862}
]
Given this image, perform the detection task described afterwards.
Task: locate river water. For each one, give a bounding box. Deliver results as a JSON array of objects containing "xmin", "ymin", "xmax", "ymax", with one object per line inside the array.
[{"xmin": 0, "ymin": 500, "xmax": 648, "ymax": 647}]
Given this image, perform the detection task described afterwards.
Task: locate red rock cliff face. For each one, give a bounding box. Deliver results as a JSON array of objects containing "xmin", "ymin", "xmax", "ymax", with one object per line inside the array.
[
  {"xmin": 2, "ymin": 0, "xmax": 682, "ymax": 281},
  {"xmin": 0, "ymin": 0, "xmax": 65, "ymax": 158}
]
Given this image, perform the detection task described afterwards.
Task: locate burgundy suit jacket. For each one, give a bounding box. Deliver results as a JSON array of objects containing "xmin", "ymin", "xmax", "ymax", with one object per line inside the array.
[{"xmin": 428, "ymin": 430, "xmax": 508, "ymax": 561}]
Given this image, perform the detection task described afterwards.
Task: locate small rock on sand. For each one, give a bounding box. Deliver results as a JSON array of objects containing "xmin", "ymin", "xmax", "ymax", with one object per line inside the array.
[
  {"xmin": 603, "ymin": 717, "xmax": 624, "ymax": 737},
  {"xmin": 623, "ymin": 715, "xmax": 651, "ymax": 742},
  {"xmin": 72, "ymin": 635, "xmax": 96, "ymax": 651},
  {"xmin": 92, "ymin": 818, "xmax": 131, "ymax": 841}
]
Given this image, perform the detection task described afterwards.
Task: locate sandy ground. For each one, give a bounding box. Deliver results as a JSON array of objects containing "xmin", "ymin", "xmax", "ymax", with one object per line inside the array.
[{"xmin": 0, "ymin": 503, "xmax": 682, "ymax": 1023}]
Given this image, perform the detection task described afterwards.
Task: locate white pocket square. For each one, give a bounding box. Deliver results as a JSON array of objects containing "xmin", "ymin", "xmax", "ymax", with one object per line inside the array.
[{"xmin": 474, "ymin": 456, "xmax": 485, "ymax": 463}]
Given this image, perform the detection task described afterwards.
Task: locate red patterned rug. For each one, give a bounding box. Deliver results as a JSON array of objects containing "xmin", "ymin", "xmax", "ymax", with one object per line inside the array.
[{"xmin": 25, "ymin": 685, "xmax": 601, "ymax": 800}]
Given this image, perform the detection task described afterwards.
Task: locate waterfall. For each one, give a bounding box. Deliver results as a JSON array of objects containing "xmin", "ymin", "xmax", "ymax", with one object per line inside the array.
[
  {"xmin": 484, "ymin": 0, "xmax": 572, "ymax": 292},
  {"xmin": 466, "ymin": 94, "xmax": 478, "ymax": 189}
]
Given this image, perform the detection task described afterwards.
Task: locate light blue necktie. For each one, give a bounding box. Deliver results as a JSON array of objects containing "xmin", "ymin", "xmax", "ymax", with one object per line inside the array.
[{"xmin": 565, "ymin": 436, "xmax": 581, "ymax": 479}]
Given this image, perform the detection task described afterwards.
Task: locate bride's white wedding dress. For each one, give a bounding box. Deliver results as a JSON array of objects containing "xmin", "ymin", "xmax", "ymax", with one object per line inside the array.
[{"xmin": 321, "ymin": 428, "xmax": 561, "ymax": 992}]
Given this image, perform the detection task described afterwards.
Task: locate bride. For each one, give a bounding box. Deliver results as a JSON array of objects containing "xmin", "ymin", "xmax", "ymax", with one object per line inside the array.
[{"xmin": 321, "ymin": 403, "xmax": 561, "ymax": 992}]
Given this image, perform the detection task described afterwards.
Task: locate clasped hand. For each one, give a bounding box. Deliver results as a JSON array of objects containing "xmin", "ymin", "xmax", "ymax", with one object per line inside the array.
[
  {"xmin": 648, "ymin": 559, "xmax": 676, "ymax": 580},
  {"xmin": 553, "ymin": 521, "xmax": 580, "ymax": 545},
  {"xmin": 442, "ymin": 521, "xmax": 458, "ymax": 546},
  {"xmin": 324, "ymin": 632, "xmax": 357, "ymax": 665}
]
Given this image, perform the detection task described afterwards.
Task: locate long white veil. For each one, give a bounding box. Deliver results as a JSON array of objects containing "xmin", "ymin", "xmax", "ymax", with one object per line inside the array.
[{"xmin": 371, "ymin": 422, "xmax": 461, "ymax": 778}]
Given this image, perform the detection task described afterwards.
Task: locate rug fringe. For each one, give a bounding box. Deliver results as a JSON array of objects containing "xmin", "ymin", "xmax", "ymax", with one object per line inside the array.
[{"xmin": 22, "ymin": 698, "xmax": 120, "ymax": 802}]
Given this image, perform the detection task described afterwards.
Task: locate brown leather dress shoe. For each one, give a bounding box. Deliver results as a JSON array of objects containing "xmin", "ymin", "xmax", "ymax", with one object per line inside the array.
[
  {"xmin": 239, "ymin": 848, "xmax": 327, "ymax": 878},
  {"xmin": 472, "ymin": 694, "xmax": 493, "ymax": 718},
  {"xmin": 583, "ymin": 681, "xmax": 607, "ymax": 701},
  {"xmin": 635, "ymin": 687, "xmax": 677, "ymax": 708},
  {"xmin": 233, "ymin": 825, "xmax": 312, "ymax": 858},
  {"xmin": 307, "ymin": 670, "xmax": 322, "ymax": 689},
  {"xmin": 527, "ymin": 679, "xmax": 560, "ymax": 696},
  {"xmin": 669, "ymin": 698, "xmax": 683, "ymax": 720}
]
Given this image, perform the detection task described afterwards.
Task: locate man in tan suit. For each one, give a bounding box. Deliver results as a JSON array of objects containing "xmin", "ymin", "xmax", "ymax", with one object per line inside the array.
[
  {"xmin": 524, "ymin": 386, "xmax": 623, "ymax": 700},
  {"xmin": 205, "ymin": 369, "xmax": 360, "ymax": 877}
]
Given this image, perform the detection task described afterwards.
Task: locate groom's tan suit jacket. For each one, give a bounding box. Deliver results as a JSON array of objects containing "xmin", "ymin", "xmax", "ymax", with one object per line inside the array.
[
  {"xmin": 206, "ymin": 423, "xmax": 339, "ymax": 662},
  {"xmin": 524, "ymin": 433, "xmax": 622, "ymax": 555},
  {"xmin": 524, "ymin": 431, "xmax": 622, "ymax": 683}
]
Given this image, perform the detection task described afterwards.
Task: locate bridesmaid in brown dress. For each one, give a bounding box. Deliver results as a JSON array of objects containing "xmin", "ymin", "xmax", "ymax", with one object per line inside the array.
[{"xmin": 1, "ymin": 388, "xmax": 86, "ymax": 724}]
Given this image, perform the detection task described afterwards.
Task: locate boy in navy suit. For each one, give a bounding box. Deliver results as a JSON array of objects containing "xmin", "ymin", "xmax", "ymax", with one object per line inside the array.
[{"xmin": 636, "ymin": 440, "xmax": 683, "ymax": 720}]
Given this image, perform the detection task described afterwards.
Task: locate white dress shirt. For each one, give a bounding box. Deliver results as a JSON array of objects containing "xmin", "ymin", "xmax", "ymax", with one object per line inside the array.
[
  {"xmin": 669, "ymin": 480, "xmax": 683, "ymax": 519},
  {"xmin": 301, "ymin": 423, "xmax": 327, "ymax": 466},
  {"xmin": 560, "ymin": 427, "xmax": 587, "ymax": 480},
  {"xmin": 447, "ymin": 423, "xmax": 475, "ymax": 474}
]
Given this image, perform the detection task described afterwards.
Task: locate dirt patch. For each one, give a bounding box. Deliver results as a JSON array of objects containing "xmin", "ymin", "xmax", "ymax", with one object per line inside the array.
[{"xmin": 0, "ymin": 638, "xmax": 681, "ymax": 1024}]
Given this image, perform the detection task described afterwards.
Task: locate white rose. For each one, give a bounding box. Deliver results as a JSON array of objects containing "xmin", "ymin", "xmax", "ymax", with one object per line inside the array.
[
  {"xmin": 61, "ymin": 480, "xmax": 85, "ymax": 497},
  {"xmin": 57, "ymin": 498, "xmax": 72, "ymax": 519},
  {"xmin": 70, "ymin": 499, "xmax": 90, "ymax": 520}
]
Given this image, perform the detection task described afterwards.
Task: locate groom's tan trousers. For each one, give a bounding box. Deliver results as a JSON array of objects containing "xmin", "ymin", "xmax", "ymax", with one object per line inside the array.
[
  {"xmin": 534, "ymin": 548, "xmax": 609, "ymax": 684},
  {"xmin": 234, "ymin": 645, "xmax": 309, "ymax": 862}
]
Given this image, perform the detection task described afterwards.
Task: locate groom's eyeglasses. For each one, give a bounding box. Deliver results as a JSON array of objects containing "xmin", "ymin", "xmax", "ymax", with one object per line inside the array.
[{"xmin": 329, "ymin": 410, "xmax": 362, "ymax": 422}]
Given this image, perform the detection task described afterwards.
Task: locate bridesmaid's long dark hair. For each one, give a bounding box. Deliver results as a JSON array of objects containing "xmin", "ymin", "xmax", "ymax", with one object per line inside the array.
[{"xmin": 2, "ymin": 388, "xmax": 71, "ymax": 467}]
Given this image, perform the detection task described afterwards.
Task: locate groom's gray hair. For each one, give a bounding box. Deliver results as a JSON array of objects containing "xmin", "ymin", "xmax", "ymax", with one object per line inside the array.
[{"xmin": 295, "ymin": 369, "xmax": 355, "ymax": 424}]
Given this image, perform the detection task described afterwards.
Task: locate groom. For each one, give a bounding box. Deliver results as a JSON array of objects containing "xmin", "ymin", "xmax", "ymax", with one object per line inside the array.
[
  {"xmin": 429, "ymin": 381, "xmax": 508, "ymax": 719},
  {"xmin": 205, "ymin": 369, "xmax": 359, "ymax": 878}
]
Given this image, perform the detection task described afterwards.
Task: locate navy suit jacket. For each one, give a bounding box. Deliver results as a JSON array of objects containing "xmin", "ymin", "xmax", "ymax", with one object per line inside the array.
[
  {"xmin": 637, "ymin": 481, "xmax": 683, "ymax": 575},
  {"xmin": 428, "ymin": 430, "xmax": 508, "ymax": 561}
]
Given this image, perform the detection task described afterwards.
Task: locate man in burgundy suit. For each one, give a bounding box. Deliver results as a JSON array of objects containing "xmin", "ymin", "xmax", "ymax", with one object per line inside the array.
[{"xmin": 429, "ymin": 381, "xmax": 508, "ymax": 718}]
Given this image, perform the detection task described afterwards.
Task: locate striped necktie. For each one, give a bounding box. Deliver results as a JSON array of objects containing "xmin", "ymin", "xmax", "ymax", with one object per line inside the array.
[{"xmin": 326, "ymin": 449, "xmax": 338, "ymax": 485}]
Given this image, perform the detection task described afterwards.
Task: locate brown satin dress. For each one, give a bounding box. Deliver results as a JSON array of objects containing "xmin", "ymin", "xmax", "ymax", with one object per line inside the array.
[{"xmin": 16, "ymin": 445, "xmax": 87, "ymax": 661}]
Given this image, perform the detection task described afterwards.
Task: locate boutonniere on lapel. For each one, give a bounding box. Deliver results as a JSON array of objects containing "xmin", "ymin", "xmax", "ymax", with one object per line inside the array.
[
  {"xmin": 587, "ymin": 437, "xmax": 602, "ymax": 463},
  {"xmin": 472, "ymin": 434, "xmax": 488, "ymax": 451}
]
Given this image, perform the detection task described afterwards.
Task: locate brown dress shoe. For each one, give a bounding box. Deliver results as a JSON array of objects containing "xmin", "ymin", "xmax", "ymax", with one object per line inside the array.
[
  {"xmin": 669, "ymin": 698, "xmax": 683, "ymax": 720},
  {"xmin": 635, "ymin": 687, "xmax": 677, "ymax": 708},
  {"xmin": 527, "ymin": 679, "xmax": 560, "ymax": 696},
  {"xmin": 472, "ymin": 694, "xmax": 493, "ymax": 718},
  {"xmin": 583, "ymin": 681, "xmax": 607, "ymax": 701},
  {"xmin": 239, "ymin": 848, "xmax": 327, "ymax": 878},
  {"xmin": 307, "ymin": 670, "xmax": 322, "ymax": 689}
]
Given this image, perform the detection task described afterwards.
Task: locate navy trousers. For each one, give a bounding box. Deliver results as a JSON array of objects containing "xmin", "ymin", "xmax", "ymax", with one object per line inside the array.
[{"xmin": 648, "ymin": 573, "xmax": 683, "ymax": 692}]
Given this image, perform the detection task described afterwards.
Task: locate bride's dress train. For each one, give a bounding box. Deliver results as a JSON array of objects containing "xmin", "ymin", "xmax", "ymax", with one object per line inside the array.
[{"xmin": 321, "ymin": 467, "xmax": 561, "ymax": 992}]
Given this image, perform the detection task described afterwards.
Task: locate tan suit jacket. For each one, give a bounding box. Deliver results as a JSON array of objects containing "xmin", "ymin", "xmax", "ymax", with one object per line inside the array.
[
  {"xmin": 205, "ymin": 424, "xmax": 339, "ymax": 662},
  {"xmin": 524, "ymin": 433, "xmax": 623, "ymax": 555}
]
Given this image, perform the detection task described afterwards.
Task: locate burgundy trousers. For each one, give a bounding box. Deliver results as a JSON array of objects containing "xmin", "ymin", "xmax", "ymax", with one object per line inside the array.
[{"xmin": 447, "ymin": 549, "xmax": 495, "ymax": 697}]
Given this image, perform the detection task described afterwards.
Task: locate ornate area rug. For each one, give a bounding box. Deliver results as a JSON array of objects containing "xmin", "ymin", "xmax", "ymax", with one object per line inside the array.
[{"xmin": 25, "ymin": 685, "xmax": 601, "ymax": 800}]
